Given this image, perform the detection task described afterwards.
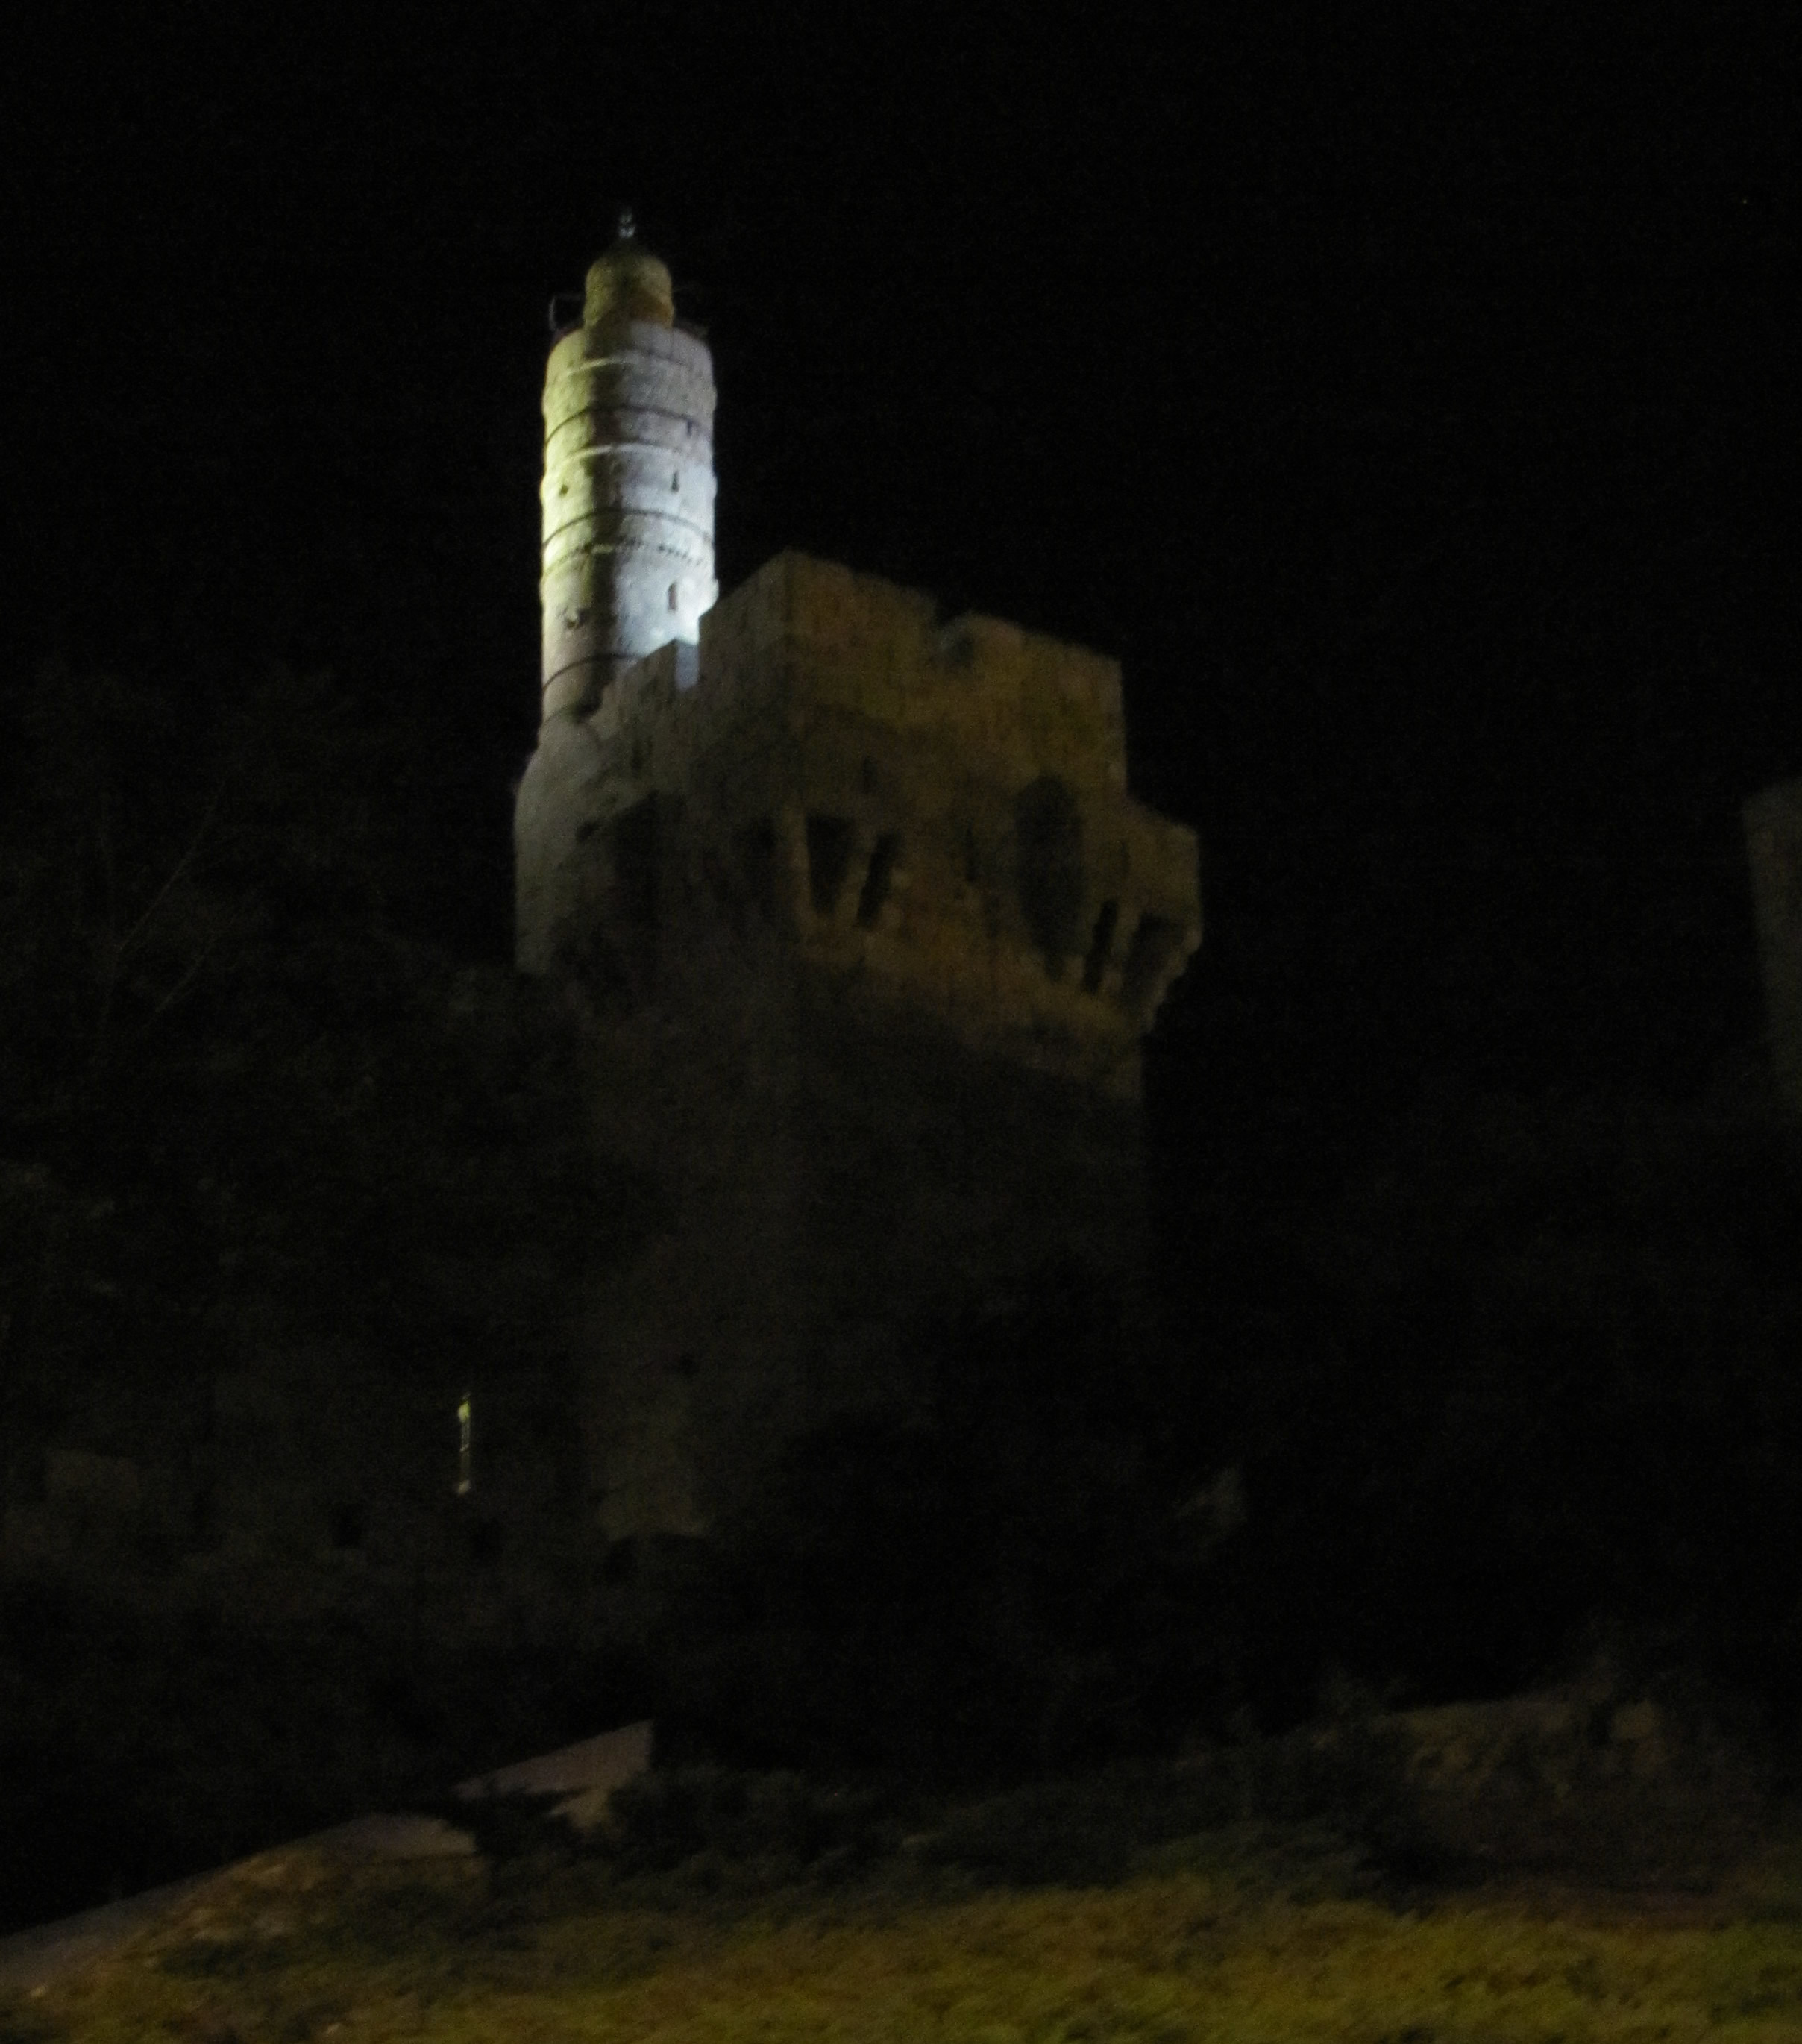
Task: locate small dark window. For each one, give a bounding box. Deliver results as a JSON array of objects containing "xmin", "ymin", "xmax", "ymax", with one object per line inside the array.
[
  {"xmin": 668, "ymin": 581, "xmax": 679, "ymax": 609},
  {"xmin": 737, "ymin": 818, "xmax": 780, "ymax": 922},
  {"xmin": 857, "ymin": 833, "xmax": 900, "ymax": 927},
  {"xmin": 1015, "ymin": 774, "xmax": 1085, "ymax": 977},
  {"xmin": 806, "ymin": 814, "xmax": 856, "ymax": 918},
  {"xmin": 1081, "ymin": 899, "xmax": 1120, "ymax": 993},
  {"xmin": 938, "ymin": 625, "xmax": 975, "ymax": 669}
]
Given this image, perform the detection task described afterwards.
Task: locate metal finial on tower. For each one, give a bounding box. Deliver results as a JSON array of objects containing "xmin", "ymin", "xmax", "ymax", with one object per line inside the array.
[{"xmin": 617, "ymin": 206, "xmax": 636, "ymax": 242}]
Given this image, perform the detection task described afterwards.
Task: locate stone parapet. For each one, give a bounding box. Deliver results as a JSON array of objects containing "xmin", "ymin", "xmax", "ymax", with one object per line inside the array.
[{"xmin": 527, "ymin": 551, "xmax": 1200, "ymax": 1094}]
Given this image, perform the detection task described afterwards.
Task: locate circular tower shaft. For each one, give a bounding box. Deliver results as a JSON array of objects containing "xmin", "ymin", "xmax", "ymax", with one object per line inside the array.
[{"xmin": 539, "ymin": 239, "xmax": 717, "ymax": 721}]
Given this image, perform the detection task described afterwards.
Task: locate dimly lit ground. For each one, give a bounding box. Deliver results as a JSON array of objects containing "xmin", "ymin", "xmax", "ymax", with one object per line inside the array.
[{"xmin": 10, "ymin": 1743, "xmax": 1802, "ymax": 2043}]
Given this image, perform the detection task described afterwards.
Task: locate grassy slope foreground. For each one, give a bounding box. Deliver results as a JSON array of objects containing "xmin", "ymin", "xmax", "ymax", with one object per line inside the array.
[{"xmin": 12, "ymin": 1819, "xmax": 1802, "ymax": 2043}]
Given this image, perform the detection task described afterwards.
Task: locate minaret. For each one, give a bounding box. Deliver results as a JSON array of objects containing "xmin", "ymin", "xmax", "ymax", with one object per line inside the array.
[{"xmin": 538, "ymin": 213, "xmax": 717, "ymax": 721}]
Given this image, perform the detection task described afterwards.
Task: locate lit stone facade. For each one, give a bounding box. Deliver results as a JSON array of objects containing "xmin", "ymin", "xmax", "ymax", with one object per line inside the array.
[{"xmin": 515, "ymin": 239, "xmax": 1201, "ymax": 1538}]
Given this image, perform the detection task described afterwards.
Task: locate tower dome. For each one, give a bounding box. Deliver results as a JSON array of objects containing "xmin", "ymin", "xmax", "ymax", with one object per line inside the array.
[
  {"xmin": 582, "ymin": 214, "xmax": 675, "ymax": 329},
  {"xmin": 538, "ymin": 214, "xmax": 717, "ymax": 720}
]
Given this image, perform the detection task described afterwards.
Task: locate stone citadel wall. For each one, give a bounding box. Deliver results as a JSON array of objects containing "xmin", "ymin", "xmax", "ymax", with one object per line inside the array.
[{"xmin": 515, "ymin": 549, "xmax": 1201, "ymax": 1538}]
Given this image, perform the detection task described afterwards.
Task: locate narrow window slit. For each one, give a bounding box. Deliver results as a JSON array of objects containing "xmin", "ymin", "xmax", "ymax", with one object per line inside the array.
[
  {"xmin": 857, "ymin": 833, "xmax": 900, "ymax": 928},
  {"xmin": 1081, "ymin": 900, "xmax": 1119, "ymax": 992}
]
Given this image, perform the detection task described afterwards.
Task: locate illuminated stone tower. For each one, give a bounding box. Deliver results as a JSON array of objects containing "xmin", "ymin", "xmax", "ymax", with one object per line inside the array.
[
  {"xmin": 515, "ymin": 230, "xmax": 1202, "ymax": 1540},
  {"xmin": 539, "ymin": 212, "xmax": 716, "ymax": 716},
  {"xmin": 518, "ymin": 219, "xmax": 716, "ymax": 974}
]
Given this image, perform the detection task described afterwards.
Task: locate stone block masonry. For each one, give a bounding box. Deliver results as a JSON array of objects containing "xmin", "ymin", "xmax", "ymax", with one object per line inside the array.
[{"xmin": 519, "ymin": 551, "xmax": 1199, "ymax": 1102}]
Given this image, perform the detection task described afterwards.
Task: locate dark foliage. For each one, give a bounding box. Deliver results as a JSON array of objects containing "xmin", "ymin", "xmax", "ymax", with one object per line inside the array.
[
  {"xmin": 908, "ymin": 1722, "xmax": 1430, "ymax": 1890},
  {"xmin": 1163, "ymin": 1075, "xmax": 1802, "ymax": 1735},
  {"xmin": 0, "ymin": 658, "xmax": 620, "ymax": 1933},
  {"xmin": 601, "ymin": 1766, "xmax": 899, "ymax": 1881},
  {"xmin": 0, "ymin": 657, "xmax": 600, "ymax": 1489}
]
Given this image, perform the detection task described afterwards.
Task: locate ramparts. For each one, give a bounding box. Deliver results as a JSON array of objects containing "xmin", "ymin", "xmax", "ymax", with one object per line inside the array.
[{"xmin": 549, "ymin": 551, "xmax": 1200, "ymax": 1097}]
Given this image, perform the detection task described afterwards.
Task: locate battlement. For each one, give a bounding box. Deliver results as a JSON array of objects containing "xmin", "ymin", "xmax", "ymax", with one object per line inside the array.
[
  {"xmin": 674, "ymin": 552, "xmax": 1130, "ymax": 789},
  {"xmin": 536, "ymin": 552, "xmax": 1199, "ymax": 1097}
]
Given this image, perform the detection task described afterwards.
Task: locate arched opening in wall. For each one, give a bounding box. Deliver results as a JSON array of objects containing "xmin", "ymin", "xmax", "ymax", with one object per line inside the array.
[
  {"xmin": 857, "ymin": 833, "xmax": 901, "ymax": 928},
  {"xmin": 1014, "ymin": 774, "xmax": 1085, "ymax": 979},
  {"xmin": 1081, "ymin": 900, "xmax": 1120, "ymax": 993},
  {"xmin": 1120, "ymin": 913, "xmax": 1181, "ymax": 1019},
  {"xmin": 806, "ymin": 815, "xmax": 856, "ymax": 918},
  {"xmin": 736, "ymin": 818, "xmax": 779, "ymax": 923}
]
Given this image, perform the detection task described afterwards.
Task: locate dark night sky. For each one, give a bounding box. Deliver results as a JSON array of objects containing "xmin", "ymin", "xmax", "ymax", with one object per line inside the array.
[{"xmin": 4, "ymin": 6, "xmax": 1796, "ymax": 1148}]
